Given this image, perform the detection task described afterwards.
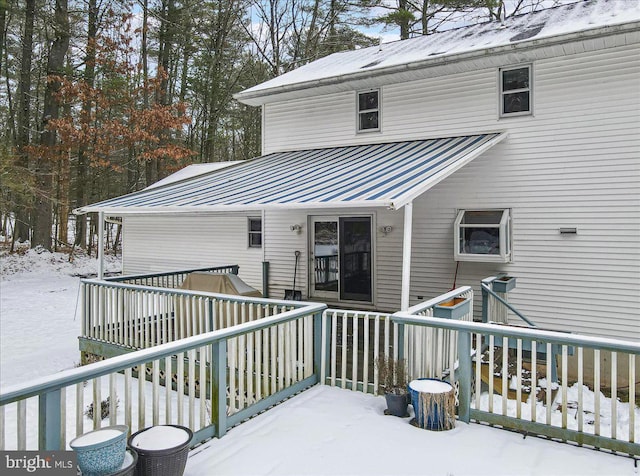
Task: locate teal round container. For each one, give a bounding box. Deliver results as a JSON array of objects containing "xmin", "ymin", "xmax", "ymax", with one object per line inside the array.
[{"xmin": 69, "ymin": 425, "xmax": 128, "ymax": 476}]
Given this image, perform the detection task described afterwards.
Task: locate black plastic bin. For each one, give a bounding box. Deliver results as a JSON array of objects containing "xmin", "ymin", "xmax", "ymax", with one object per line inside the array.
[{"xmin": 127, "ymin": 425, "xmax": 192, "ymax": 476}]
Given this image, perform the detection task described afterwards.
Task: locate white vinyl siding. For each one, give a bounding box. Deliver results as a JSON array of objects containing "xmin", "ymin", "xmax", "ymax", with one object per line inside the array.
[
  {"xmin": 263, "ymin": 92, "xmax": 354, "ymax": 153},
  {"xmin": 262, "ymin": 42, "xmax": 640, "ymax": 340},
  {"xmin": 121, "ymin": 42, "xmax": 639, "ymax": 340},
  {"xmin": 122, "ymin": 213, "xmax": 264, "ymax": 291},
  {"xmin": 262, "ymin": 207, "xmax": 403, "ymax": 310}
]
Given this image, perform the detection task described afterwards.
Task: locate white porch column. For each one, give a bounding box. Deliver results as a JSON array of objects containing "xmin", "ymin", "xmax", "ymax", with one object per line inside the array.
[
  {"xmin": 400, "ymin": 202, "xmax": 413, "ymax": 311},
  {"xmin": 98, "ymin": 211, "xmax": 105, "ymax": 280}
]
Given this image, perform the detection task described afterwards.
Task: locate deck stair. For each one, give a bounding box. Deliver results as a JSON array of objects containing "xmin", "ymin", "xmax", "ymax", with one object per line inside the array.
[{"xmin": 475, "ymin": 349, "xmax": 559, "ymax": 404}]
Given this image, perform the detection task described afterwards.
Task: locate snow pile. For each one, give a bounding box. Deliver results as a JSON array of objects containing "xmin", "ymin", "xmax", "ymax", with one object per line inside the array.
[
  {"xmin": 1, "ymin": 244, "xmax": 120, "ymax": 277},
  {"xmin": 477, "ymin": 383, "xmax": 640, "ymax": 441}
]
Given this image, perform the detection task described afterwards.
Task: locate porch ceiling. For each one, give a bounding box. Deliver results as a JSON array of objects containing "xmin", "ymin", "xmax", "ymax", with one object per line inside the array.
[{"xmin": 75, "ymin": 132, "xmax": 506, "ymax": 215}]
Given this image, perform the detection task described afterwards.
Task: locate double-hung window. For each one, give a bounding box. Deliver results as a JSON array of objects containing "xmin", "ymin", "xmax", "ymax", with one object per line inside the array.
[
  {"xmin": 357, "ymin": 90, "xmax": 380, "ymax": 132},
  {"xmin": 248, "ymin": 217, "xmax": 262, "ymax": 248},
  {"xmin": 454, "ymin": 209, "xmax": 512, "ymax": 262},
  {"xmin": 500, "ymin": 65, "xmax": 532, "ymax": 116}
]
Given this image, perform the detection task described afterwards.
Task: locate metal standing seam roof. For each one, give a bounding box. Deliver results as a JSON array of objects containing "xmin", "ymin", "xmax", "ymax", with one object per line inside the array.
[{"xmin": 75, "ymin": 133, "xmax": 506, "ymax": 215}]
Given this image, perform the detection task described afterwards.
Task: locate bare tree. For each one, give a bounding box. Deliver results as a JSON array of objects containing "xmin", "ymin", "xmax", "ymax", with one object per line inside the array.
[
  {"xmin": 31, "ymin": 0, "xmax": 69, "ymax": 249},
  {"xmin": 13, "ymin": 0, "xmax": 35, "ymax": 242}
]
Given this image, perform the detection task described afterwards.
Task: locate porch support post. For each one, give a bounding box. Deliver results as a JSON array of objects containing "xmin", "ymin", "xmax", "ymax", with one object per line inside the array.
[
  {"xmin": 400, "ymin": 202, "xmax": 413, "ymax": 311},
  {"xmin": 98, "ymin": 211, "xmax": 105, "ymax": 280}
]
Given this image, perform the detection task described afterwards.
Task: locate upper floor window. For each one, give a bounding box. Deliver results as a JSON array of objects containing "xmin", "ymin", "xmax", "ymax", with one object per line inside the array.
[
  {"xmin": 357, "ymin": 90, "xmax": 380, "ymax": 132},
  {"xmin": 248, "ymin": 217, "xmax": 262, "ymax": 248},
  {"xmin": 454, "ymin": 209, "xmax": 512, "ymax": 263},
  {"xmin": 500, "ymin": 65, "xmax": 532, "ymax": 117}
]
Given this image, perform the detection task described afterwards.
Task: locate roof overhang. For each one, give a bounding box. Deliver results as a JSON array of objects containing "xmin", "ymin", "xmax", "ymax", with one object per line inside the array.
[{"xmin": 75, "ymin": 132, "xmax": 507, "ymax": 216}]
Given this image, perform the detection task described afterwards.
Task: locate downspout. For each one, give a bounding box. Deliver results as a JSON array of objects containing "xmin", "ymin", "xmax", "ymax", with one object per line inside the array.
[
  {"xmin": 97, "ymin": 211, "xmax": 104, "ymax": 279},
  {"xmin": 400, "ymin": 202, "xmax": 413, "ymax": 311}
]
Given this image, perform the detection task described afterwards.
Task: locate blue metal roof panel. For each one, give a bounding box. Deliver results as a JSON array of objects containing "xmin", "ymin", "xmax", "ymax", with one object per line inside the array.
[{"xmin": 76, "ymin": 133, "xmax": 506, "ymax": 214}]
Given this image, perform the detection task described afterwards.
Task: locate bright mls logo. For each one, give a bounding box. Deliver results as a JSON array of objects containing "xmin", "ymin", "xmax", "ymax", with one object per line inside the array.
[{"xmin": 1, "ymin": 452, "xmax": 76, "ymax": 475}]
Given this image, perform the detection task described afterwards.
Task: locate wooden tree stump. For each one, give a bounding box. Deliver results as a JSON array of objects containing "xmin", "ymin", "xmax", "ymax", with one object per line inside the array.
[{"xmin": 409, "ymin": 379, "xmax": 456, "ymax": 431}]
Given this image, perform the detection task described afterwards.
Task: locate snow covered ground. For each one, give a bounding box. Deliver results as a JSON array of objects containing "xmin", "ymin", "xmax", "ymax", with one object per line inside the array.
[
  {"xmin": 1, "ymin": 249, "xmax": 637, "ymax": 475},
  {"xmin": 0, "ymin": 247, "xmax": 120, "ymax": 388}
]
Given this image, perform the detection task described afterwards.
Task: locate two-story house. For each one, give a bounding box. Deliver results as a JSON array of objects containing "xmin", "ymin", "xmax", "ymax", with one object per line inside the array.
[{"xmin": 78, "ymin": 0, "xmax": 640, "ymax": 342}]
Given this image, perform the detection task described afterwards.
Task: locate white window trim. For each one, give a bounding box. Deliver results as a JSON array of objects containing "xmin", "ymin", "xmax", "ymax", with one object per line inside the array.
[
  {"xmin": 248, "ymin": 217, "xmax": 262, "ymax": 249},
  {"xmin": 356, "ymin": 89, "xmax": 381, "ymax": 133},
  {"xmin": 454, "ymin": 209, "xmax": 512, "ymax": 263},
  {"xmin": 499, "ymin": 64, "xmax": 533, "ymax": 118}
]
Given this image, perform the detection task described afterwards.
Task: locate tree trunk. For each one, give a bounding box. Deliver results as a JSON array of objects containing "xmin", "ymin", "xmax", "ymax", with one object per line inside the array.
[
  {"xmin": 0, "ymin": 0, "xmax": 7, "ymax": 75},
  {"xmin": 421, "ymin": 0, "xmax": 430, "ymax": 35},
  {"xmin": 32, "ymin": 0, "xmax": 69, "ymax": 250},
  {"xmin": 57, "ymin": 149, "xmax": 70, "ymax": 245},
  {"xmin": 14, "ymin": 0, "xmax": 36, "ymax": 242},
  {"xmin": 142, "ymin": 0, "xmax": 149, "ymax": 109},
  {"xmin": 399, "ymin": 0, "xmax": 410, "ymax": 40},
  {"xmin": 74, "ymin": 0, "xmax": 97, "ymax": 248}
]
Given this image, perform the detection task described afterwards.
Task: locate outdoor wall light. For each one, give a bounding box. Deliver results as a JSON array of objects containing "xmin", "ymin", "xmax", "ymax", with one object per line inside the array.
[{"xmin": 290, "ymin": 224, "xmax": 303, "ymax": 234}]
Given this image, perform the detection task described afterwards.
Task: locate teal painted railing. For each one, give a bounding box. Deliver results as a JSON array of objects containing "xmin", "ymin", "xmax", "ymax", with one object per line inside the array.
[
  {"xmin": 80, "ymin": 279, "xmax": 293, "ymax": 353},
  {"xmin": 392, "ymin": 309, "xmax": 640, "ymax": 456},
  {"xmin": 320, "ymin": 309, "xmax": 394, "ymax": 394},
  {"xmin": 320, "ymin": 287, "xmax": 474, "ymax": 395},
  {"xmin": 106, "ymin": 265, "xmax": 239, "ymax": 288},
  {"xmin": 0, "ymin": 300, "xmax": 326, "ymax": 451},
  {"xmin": 481, "ymin": 275, "xmax": 536, "ymax": 327}
]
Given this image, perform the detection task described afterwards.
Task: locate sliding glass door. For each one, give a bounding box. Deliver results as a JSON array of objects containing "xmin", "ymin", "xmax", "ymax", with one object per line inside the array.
[{"xmin": 310, "ymin": 216, "xmax": 372, "ymax": 302}]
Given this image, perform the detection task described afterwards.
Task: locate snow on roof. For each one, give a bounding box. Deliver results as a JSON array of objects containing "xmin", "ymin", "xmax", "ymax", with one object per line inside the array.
[
  {"xmin": 236, "ymin": 0, "xmax": 640, "ymax": 103},
  {"xmin": 145, "ymin": 162, "xmax": 244, "ymax": 190}
]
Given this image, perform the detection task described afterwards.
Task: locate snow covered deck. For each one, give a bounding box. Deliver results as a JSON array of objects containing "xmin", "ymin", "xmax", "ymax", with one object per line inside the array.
[{"xmin": 184, "ymin": 385, "xmax": 634, "ymax": 476}]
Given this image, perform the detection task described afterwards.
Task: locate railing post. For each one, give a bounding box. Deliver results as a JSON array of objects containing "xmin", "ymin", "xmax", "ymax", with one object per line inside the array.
[
  {"xmin": 313, "ymin": 312, "xmax": 322, "ymax": 384},
  {"xmin": 481, "ymin": 284, "xmax": 489, "ymax": 323},
  {"xmin": 457, "ymin": 330, "xmax": 472, "ymax": 423},
  {"xmin": 231, "ymin": 266, "xmax": 239, "ymax": 275},
  {"xmin": 211, "ymin": 339, "xmax": 227, "ymax": 438},
  {"xmin": 39, "ymin": 389, "xmax": 62, "ymax": 450},
  {"xmin": 323, "ymin": 312, "xmax": 332, "ymax": 386},
  {"xmin": 397, "ymin": 323, "xmax": 405, "ymax": 361},
  {"xmin": 81, "ymin": 282, "xmax": 87, "ymax": 338}
]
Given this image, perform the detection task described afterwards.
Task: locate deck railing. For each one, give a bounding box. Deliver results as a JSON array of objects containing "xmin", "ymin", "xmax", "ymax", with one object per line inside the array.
[
  {"xmin": 4, "ymin": 282, "xmax": 637, "ymax": 456},
  {"xmin": 105, "ymin": 265, "xmax": 239, "ymax": 288},
  {"xmin": 80, "ymin": 278, "xmax": 293, "ymax": 353},
  {"xmin": 391, "ymin": 311, "xmax": 640, "ymax": 456},
  {"xmin": 320, "ymin": 309, "xmax": 394, "ymax": 394},
  {"xmin": 404, "ymin": 287, "xmax": 474, "ymax": 384},
  {"xmin": 320, "ymin": 287, "xmax": 474, "ymax": 395},
  {"xmin": 0, "ymin": 301, "xmax": 326, "ymax": 450}
]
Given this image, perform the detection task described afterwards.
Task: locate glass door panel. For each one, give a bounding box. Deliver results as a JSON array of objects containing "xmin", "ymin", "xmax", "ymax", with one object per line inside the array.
[
  {"xmin": 311, "ymin": 219, "xmax": 339, "ymax": 299},
  {"xmin": 340, "ymin": 217, "xmax": 372, "ymax": 302}
]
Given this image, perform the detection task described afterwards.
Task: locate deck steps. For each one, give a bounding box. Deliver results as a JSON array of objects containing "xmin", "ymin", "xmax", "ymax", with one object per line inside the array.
[{"xmin": 475, "ymin": 351, "xmax": 559, "ymax": 404}]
